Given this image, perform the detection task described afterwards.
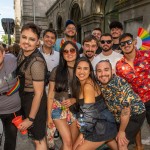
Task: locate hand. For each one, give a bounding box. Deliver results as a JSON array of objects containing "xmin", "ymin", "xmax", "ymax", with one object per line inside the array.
[
  {"xmin": 76, "ymin": 120, "xmax": 81, "ymax": 129},
  {"xmin": 116, "ymin": 131, "xmax": 129, "ymax": 146},
  {"xmin": 47, "ymin": 117, "xmax": 55, "ymax": 129},
  {"xmin": 18, "ymin": 118, "xmax": 33, "ymax": 131},
  {"xmin": 78, "ymin": 133, "xmax": 85, "ymax": 145},
  {"xmin": 61, "ymin": 98, "xmax": 76, "ymax": 108}
]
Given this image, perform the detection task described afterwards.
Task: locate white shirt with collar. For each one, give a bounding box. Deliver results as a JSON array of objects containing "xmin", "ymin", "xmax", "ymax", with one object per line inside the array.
[
  {"xmin": 39, "ymin": 46, "xmax": 60, "ymax": 94},
  {"xmin": 39, "ymin": 46, "xmax": 59, "ymax": 72}
]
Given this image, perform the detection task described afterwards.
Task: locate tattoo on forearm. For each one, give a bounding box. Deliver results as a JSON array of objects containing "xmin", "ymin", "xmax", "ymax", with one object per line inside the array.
[{"xmin": 121, "ymin": 109, "xmax": 129, "ymax": 116}]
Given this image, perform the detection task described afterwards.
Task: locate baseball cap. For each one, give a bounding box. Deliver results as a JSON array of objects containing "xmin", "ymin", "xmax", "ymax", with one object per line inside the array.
[{"xmin": 65, "ymin": 19, "xmax": 75, "ymax": 27}]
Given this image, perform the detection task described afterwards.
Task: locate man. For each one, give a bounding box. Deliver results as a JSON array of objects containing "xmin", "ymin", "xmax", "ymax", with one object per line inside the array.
[
  {"xmin": 54, "ymin": 19, "xmax": 81, "ymax": 51},
  {"xmin": 116, "ymin": 33, "xmax": 150, "ymax": 150},
  {"xmin": 96, "ymin": 60, "xmax": 146, "ymax": 150},
  {"xmin": 79, "ymin": 27, "xmax": 102, "ymax": 55},
  {"xmin": 91, "ymin": 27, "xmax": 102, "ymax": 54},
  {"xmin": 92, "ymin": 33, "xmax": 122, "ymax": 73},
  {"xmin": 0, "ymin": 45, "xmax": 21, "ymax": 150},
  {"xmin": 39, "ymin": 28, "xmax": 59, "ymax": 73},
  {"xmin": 39, "ymin": 29, "xmax": 59, "ymax": 149},
  {"xmin": 81, "ymin": 35, "xmax": 98, "ymax": 65},
  {"xmin": 109, "ymin": 21, "xmax": 123, "ymax": 53}
]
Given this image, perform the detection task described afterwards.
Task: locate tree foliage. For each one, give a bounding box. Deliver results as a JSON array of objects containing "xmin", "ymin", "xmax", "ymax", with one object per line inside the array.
[{"xmin": 1, "ymin": 34, "xmax": 15, "ymax": 44}]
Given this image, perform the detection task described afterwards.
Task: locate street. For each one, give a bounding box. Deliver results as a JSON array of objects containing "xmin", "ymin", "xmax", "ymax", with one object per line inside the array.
[{"xmin": 0, "ymin": 120, "xmax": 150, "ymax": 150}]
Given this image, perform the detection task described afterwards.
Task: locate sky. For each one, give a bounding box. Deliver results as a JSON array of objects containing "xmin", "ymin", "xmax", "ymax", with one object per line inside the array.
[{"xmin": 0, "ymin": 0, "xmax": 14, "ymax": 39}]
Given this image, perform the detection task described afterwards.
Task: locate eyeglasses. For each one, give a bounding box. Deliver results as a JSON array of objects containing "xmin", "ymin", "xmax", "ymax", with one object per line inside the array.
[
  {"xmin": 66, "ymin": 27, "xmax": 76, "ymax": 31},
  {"xmin": 63, "ymin": 48, "xmax": 76, "ymax": 55},
  {"xmin": 120, "ymin": 39, "xmax": 133, "ymax": 47},
  {"xmin": 100, "ymin": 40, "xmax": 112, "ymax": 44}
]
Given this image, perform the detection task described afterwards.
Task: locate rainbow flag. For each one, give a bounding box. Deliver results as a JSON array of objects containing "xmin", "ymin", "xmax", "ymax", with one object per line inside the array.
[
  {"xmin": 7, "ymin": 78, "xmax": 20, "ymax": 96},
  {"xmin": 137, "ymin": 27, "xmax": 150, "ymax": 50}
]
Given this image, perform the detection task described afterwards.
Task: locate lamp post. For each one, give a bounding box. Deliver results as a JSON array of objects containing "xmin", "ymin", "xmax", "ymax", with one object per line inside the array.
[{"xmin": 33, "ymin": 0, "xmax": 35, "ymax": 23}]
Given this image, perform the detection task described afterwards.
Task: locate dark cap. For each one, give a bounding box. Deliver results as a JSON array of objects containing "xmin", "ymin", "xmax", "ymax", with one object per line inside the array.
[
  {"xmin": 109, "ymin": 21, "xmax": 123, "ymax": 30},
  {"xmin": 65, "ymin": 19, "xmax": 75, "ymax": 27}
]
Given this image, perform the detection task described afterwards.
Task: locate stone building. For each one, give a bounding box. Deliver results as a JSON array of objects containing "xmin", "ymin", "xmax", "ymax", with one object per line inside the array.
[
  {"xmin": 14, "ymin": 0, "xmax": 55, "ymax": 43},
  {"xmin": 14, "ymin": 0, "xmax": 150, "ymax": 43}
]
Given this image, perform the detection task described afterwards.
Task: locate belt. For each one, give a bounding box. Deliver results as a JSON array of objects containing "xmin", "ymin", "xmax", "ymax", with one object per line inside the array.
[{"xmin": 0, "ymin": 92, "xmax": 7, "ymax": 96}]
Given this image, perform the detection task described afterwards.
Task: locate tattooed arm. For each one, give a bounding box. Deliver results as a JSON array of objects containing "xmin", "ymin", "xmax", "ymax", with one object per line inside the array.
[{"xmin": 116, "ymin": 107, "xmax": 131, "ymax": 147}]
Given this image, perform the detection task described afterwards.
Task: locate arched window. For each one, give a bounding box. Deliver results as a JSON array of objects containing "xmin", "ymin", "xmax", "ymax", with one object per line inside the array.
[
  {"xmin": 70, "ymin": 3, "xmax": 81, "ymax": 43},
  {"xmin": 49, "ymin": 23, "xmax": 53, "ymax": 29}
]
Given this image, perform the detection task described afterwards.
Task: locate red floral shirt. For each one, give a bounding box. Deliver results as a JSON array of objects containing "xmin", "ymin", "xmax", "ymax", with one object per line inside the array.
[{"xmin": 116, "ymin": 50, "xmax": 150, "ymax": 103}]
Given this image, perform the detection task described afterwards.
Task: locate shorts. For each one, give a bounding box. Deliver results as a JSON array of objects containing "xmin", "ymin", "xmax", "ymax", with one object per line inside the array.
[
  {"xmin": 21, "ymin": 92, "xmax": 47, "ymax": 141},
  {"xmin": 126, "ymin": 112, "xmax": 146, "ymax": 142},
  {"xmin": 145, "ymin": 100, "xmax": 150, "ymax": 124},
  {"xmin": 51, "ymin": 100, "xmax": 76, "ymax": 124},
  {"xmin": 117, "ymin": 112, "xmax": 146, "ymax": 143}
]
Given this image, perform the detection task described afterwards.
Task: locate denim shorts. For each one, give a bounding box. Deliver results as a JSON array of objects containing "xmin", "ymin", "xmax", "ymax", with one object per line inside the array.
[{"xmin": 51, "ymin": 100, "xmax": 76, "ymax": 124}]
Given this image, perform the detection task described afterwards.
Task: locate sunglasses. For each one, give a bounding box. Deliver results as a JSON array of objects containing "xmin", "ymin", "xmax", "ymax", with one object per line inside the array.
[
  {"xmin": 120, "ymin": 39, "xmax": 133, "ymax": 47},
  {"xmin": 63, "ymin": 48, "xmax": 76, "ymax": 55},
  {"xmin": 100, "ymin": 40, "xmax": 112, "ymax": 44}
]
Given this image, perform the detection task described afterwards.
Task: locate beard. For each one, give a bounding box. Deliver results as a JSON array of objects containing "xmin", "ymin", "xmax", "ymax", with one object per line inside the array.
[
  {"xmin": 98, "ymin": 75, "xmax": 112, "ymax": 85},
  {"xmin": 102, "ymin": 46, "xmax": 112, "ymax": 52},
  {"xmin": 113, "ymin": 36, "xmax": 119, "ymax": 39},
  {"xmin": 85, "ymin": 51, "xmax": 94, "ymax": 59},
  {"xmin": 65, "ymin": 33, "xmax": 75, "ymax": 38}
]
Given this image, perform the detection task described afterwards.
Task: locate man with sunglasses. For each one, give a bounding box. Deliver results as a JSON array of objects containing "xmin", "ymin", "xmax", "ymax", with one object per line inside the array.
[
  {"xmin": 116, "ymin": 33, "xmax": 150, "ymax": 150},
  {"xmin": 54, "ymin": 19, "xmax": 81, "ymax": 52},
  {"xmin": 92, "ymin": 33, "xmax": 122, "ymax": 73}
]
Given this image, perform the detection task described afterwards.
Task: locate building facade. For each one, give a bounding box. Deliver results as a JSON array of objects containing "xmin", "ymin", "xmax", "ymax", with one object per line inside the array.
[
  {"xmin": 14, "ymin": 0, "xmax": 55, "ymax": 43},
  {"xmin": 14, "ymin": 0, "xmax": 150, "ymax": 43}
]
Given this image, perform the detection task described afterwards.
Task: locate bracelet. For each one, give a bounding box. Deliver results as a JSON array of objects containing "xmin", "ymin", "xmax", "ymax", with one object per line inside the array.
[{"xmin": 28, "ymin": 117, "xmax": 35, "ymax": 122}]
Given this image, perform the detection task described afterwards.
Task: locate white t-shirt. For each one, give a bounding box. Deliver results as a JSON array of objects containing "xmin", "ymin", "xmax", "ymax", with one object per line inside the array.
[{"xmin": 92, "ymin": 51, "xmax": 123, "ymax": 73}]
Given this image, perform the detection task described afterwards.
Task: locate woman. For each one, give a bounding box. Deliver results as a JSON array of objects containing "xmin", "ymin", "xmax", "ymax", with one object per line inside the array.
[
  {"xmin": 47, "ymin": 41, "xmax": 80, "ymax": 150},
  {"xmin": 17, "ymin": 23, "xmax": 47, "ymax": 149},
  {"xmin": 0, "ymin": 45, "xmax": 21, "ymax": 150},
  {"xmin": 72, "ymin": 57, "xmax": 118, "ymax": 150}
]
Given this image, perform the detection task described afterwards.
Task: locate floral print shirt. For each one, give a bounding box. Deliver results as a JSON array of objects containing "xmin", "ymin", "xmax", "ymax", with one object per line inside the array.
[
  {"xmin": 116, "ymin": 50, "xmax": 150, "ymax": 103},
  {"xmin": 100, "ymin": 75, "xmax": 145, "ymax": 123}
]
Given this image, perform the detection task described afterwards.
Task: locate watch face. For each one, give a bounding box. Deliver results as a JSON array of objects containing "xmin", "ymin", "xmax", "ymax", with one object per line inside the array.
[{"xmin": 28, "ymin": 117, "xmax": 34, "ymax": 122}]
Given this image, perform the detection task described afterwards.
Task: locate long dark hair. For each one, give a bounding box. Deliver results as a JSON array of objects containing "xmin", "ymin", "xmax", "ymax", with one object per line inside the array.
[
  {"xmin": 72, "ymin": 57, "xmax": 98, "ymax": 99},
  {"xmin": 55, "ymin": 41, "xmax": 80, "ymax": 92}
]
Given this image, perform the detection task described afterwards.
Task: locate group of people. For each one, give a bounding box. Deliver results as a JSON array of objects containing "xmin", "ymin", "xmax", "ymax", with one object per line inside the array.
[{"xmin": 0, "ymin": 18, "xmax": 149, "ymax": 150}]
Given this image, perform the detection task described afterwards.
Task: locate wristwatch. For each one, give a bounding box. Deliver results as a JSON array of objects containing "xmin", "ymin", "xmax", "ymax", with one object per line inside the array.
[{"xmin": 28, "ymin": 117, "xmax": 35, "ymax": 122}]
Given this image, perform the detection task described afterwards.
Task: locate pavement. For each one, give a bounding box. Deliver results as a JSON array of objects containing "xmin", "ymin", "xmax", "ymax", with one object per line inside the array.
[{"xmin": 0, "ymin": 119, "xmax": 150, "ymax": 150}]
